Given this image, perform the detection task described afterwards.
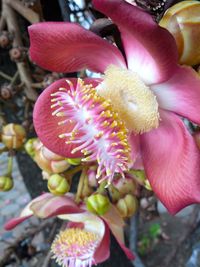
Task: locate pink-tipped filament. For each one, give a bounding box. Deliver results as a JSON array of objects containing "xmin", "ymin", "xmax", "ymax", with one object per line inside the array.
[{"xmin": 51, "ymin": 79, "xmax": 131, "ymax": 184}]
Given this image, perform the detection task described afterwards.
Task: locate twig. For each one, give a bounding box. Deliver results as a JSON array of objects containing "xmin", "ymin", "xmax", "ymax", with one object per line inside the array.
[
  {"xmin": 10, "ymin": 70, "xmax": 19, "ymax": 86},
  {"xmin": 0, "ymin": 220, "xmax": 54, "ymax": 267},
  {"xmin": 0, "ymin": 71, "xmax": 12, "ymax": 81},
  {"xmin": 3, "ymin": 0, "xmax": 38, "ymax": 101},
  {"xmin": 41, "ymin": 250, "xmax": 53, "ymax": 267},
  {"xmin": 5, "ymin": 0, "xmax": 40, "ymax": 24},
  {"xmin": 0, "ymin": 16, "xmax": 6, "ymax": 31},
  {"xmin": 130, "ymin": 214, "xmax": 146, "ymax": 267}
]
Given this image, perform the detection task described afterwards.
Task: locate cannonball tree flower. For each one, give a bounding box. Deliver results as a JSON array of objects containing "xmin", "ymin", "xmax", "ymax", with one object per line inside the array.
[
  {"xmin": 4, "ymin": 193, "xmax": 134, "ymax": 266},
  {"xmin": 29, "ymin": 0, "xmax": 200, "ymax": 214}
]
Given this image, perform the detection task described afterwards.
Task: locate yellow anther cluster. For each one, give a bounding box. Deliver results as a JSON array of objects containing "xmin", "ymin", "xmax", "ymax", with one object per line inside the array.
[{"xmin": 51, "ymin": 228, "xmax": 99, "ymax": 256}]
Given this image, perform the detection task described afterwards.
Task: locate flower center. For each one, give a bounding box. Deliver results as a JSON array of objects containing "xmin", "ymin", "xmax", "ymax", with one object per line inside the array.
[
  {"xmin": 97, "ymin": 65, "xmax": 160, "ymax": 134},
  {"xmin": 51, "ymin": 228, "xmax": 100, "ymax": 267},
  {"xmin": 51, "ymin": 79, "xmax": 131, "ymax": 184}
]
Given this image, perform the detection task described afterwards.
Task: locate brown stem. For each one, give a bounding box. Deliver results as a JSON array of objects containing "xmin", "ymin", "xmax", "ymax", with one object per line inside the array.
[
  {"xmin": 0, "ymin": 15, "xmax": 6, "ymax": 31},
  {"xmin": 3, "ymin": 0, "xmax": 38, "ymax": 101},
  {"xmin": 5, "ymin": 0, "xmax": 40, "ymax": 24}
]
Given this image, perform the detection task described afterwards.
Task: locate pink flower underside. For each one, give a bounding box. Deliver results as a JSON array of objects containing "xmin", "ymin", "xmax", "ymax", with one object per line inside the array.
[
  {"xmin": 151, "ymin": 66, "xmax": 200, "ymax": 125},
  {"xmin": 28, "ymin": 22, "xmax": 126, "ymax": 74},
  {"xmin": 140, "ymin": 110, "xmax": 200, "ymax": 214},
  {"xmin": 92, "ymin": 0, "xmax": 178, "ymax": 85},
  {"xmin": 102, "ymin": 206, "xmax": 135, "ymax": 260},
  {"xmin": 33, "ymin": 78, "xmax": 100, "ymax": 158},
  {"xmin": 4, "ymin": 193, "xmax": 83, "ymax": 230}
]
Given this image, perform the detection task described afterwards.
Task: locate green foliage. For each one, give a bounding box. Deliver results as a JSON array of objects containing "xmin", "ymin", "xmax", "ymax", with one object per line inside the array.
[{"xmin": 138, "ymin": 223, "xmax": 161, "ymax": 256}]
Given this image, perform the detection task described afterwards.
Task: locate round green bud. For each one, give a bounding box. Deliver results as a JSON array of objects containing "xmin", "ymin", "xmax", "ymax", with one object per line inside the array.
[
  {"xmin": 0, "ymin": 176, "xmax": 14, "ymax": 191},
  {"xmin": 66, "ymin": 158, "xmax": 82, "ymax": 165},
  {"xmin": 24, "ymin": 138, "xmax": 37, "ymax": 158},
  {"xmin": 48, "ymin": 174, "xmax": 70, "ymax": 196},
  {"xmin": 86, "ymin": 194, "xmax": 110, "ymax": 216}
]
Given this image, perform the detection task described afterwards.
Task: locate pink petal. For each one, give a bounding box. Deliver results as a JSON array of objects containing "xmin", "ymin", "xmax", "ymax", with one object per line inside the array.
[
  {"xmin": 94, "ymin": 224, "xmax": 110, "ymax": 264},
  {"xmin": 141, "ymin": 110, "xmax": 200, "ymax": 214},
  {"xmin": 129, "ymin": 133, "xmax": 143, "ymax": 169},
  {"xmin": 151, "ymin": 66, "xmax": 200, "ymax": 125},
  {"xmin": 33, "ymin": 78, "xmax": 100, "ymax": 158},
  {"xmin": 30, "ymin": 194, "xmax": 83, "ymax": 218},
  {"xmin": 4, "ymin": 215, "xmax": 32, "ymax": 231},
  {"xmin": 93, "ymin": 0, "xmax": 178, "ymax": 84},
  {"xmin": 4, "ymin": 193, "xmax": 51, "ymax": 230},
  {"xmin": 29, "ymin": 22, "xmax": 126, "ymax": 73},
  {"xmin": 102, "ymin": 206, "xmax": 135, "ymax": 260}
]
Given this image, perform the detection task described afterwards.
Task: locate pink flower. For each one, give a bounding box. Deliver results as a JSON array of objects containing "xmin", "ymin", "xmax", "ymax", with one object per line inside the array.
[
  {"xmin": 4, "ymin": 193, "xmax": 134, "ymax": 266},
  {"xmin": 29, "ymin": 0, "xmax": 200, "ymax": 214}
]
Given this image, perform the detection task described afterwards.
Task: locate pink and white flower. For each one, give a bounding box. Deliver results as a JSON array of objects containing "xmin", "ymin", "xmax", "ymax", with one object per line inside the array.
[
  {"xmin": 29, "ymin": 0, "xmax": 200, "ymax": 214},
  {"xmin": 4, "ymin": 193, "xmax": 134, "ymax": 266}
]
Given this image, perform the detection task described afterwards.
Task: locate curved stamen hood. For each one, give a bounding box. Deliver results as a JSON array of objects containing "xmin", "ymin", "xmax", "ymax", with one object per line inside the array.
[{"xmin": 98, "ymin": 65, "xmax": 160, "ymax": 134}]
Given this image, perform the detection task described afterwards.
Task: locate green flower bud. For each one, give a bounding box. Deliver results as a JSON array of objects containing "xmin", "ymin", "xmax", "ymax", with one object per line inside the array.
[
  {"xmin": 86, "ymin": 194, "xmax": 110, "ymax": 216},
  {"xmin": 66, "ymin": 158, "xmax": 82, "ymax": 165},
  {"xmin": 24, "ymin": 138, "xmax": 37, "ymax": 158},
  {"xmin": 48, "ymin": 174, "xmax": 70, "ymax": 196},
  {"xmin": 116, "ymin": 194, "xmax": 138, "ymax": 218},
  {"xmin": 2, "ymin": 123, "xmax": 26, "ymax": 150},
  {"xmin": 0, "ymin": 176, "xmax": 13, "ymax": 191}
]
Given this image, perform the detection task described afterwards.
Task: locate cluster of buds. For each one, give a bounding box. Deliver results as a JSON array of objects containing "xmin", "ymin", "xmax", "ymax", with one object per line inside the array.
[
  {"xmin": 25, "ymin": 138, "xmax": 73, "ymax": 195},
  {"xmin": 25, "ymin": 138, "xmax": 70, "ymax": 175},
  {"xmin": 0, "ymin": 31, "xmax": 13, "ymax": 48},
  {"xmin": 9, "ymin": 46, "xmax": 27, "ymax": 62}
]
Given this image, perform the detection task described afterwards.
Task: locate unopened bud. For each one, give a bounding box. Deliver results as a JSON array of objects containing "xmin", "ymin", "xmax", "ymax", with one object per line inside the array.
[
  {"xmin": 107, "ymin": 184, "xmax": 120, "ymax": 203},
  {"xmin": 0, "ymin": 176, "xmax": 13, "ymax": 191},
  {"xmin": 113, "ymin": 175, "xmax": 137, "ymax": 197},
  {"xmin": 48, "ymin": 174, "xmax": 70, "ymax": 196},
  {"xmin": 116, "ymin": 194, "xmax": 138, "ymax": 218},
  {"xmin": 25, "ymin": 138, "xmax": 37, "ymax": 158},
  {"xmin": 0, "ymin": 31, "xmax": 12, "ymax": 48},
  {"xmin": 34, "ymin": 139, "xmax": 70, "ymax": 173},
  {"xmin": 0, "ymin": 84, "xmax": 15, "ymax": 100},
  {"xmin": 87, "ymin": 166, "xmax": 98, "ymax": 187},
  {"xmin": 66, "ymin": 158, "xmax": 82, "ymax": 166},
  {"xmin": 86, "ymin": 194, "xmax": 110, "ymax": 216},
  {"xmin": 9, "ymin": 47, "xmax": 26, "ymax": 62},
  {"xmin": 2, "ymin": 123, "xmax": 26, "ymax": 149}
]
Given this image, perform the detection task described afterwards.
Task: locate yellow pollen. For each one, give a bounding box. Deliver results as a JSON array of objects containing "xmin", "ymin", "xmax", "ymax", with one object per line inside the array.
[
  {"xmin": 97, "ymin": 65, "xmax": 160, "ymax": 134},
  {"xmin": 51, "ymin": 228, "xmax": 99, "ymax": 257}
]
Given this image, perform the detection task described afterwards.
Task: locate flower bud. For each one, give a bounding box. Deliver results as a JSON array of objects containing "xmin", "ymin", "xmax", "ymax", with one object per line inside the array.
[
  {"xmin": 24, "ymin": 138, "xmax": 37, "ymax": 158},
  {"xmin": 113, "ymin": 175, "xmax": 137, "ymax": 197},
  {"xmin": 0, "ymin": 176, "xmax": 13, "ymax": 191},
  {"xmin": 160, "ymin": 1, "xmax": 200, "ymax": 66},
  {"xmin": 87, "ymin": 166, "xmax": 98, "ymax": 187},
  {"xmin": 66, "ymin": 158, "xmax": 82, "ymax": 166},
  {"xmin": 2, "ymin": 123, "xmax": 26, "ymax": 149},
  {"xmin": 86, "ymin": 194, "xmax": 110, "ymax": 216},
  {"xmin": 116, "ymin": 194, "xmax": 138, "ymax": 218},
  {"xmin": 33, "ymin": 139, "xmax": 70, "ymax": 174},
  {"xmin": 48, "ymin": 174, "xmax": 70, "ymax": 196}
]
